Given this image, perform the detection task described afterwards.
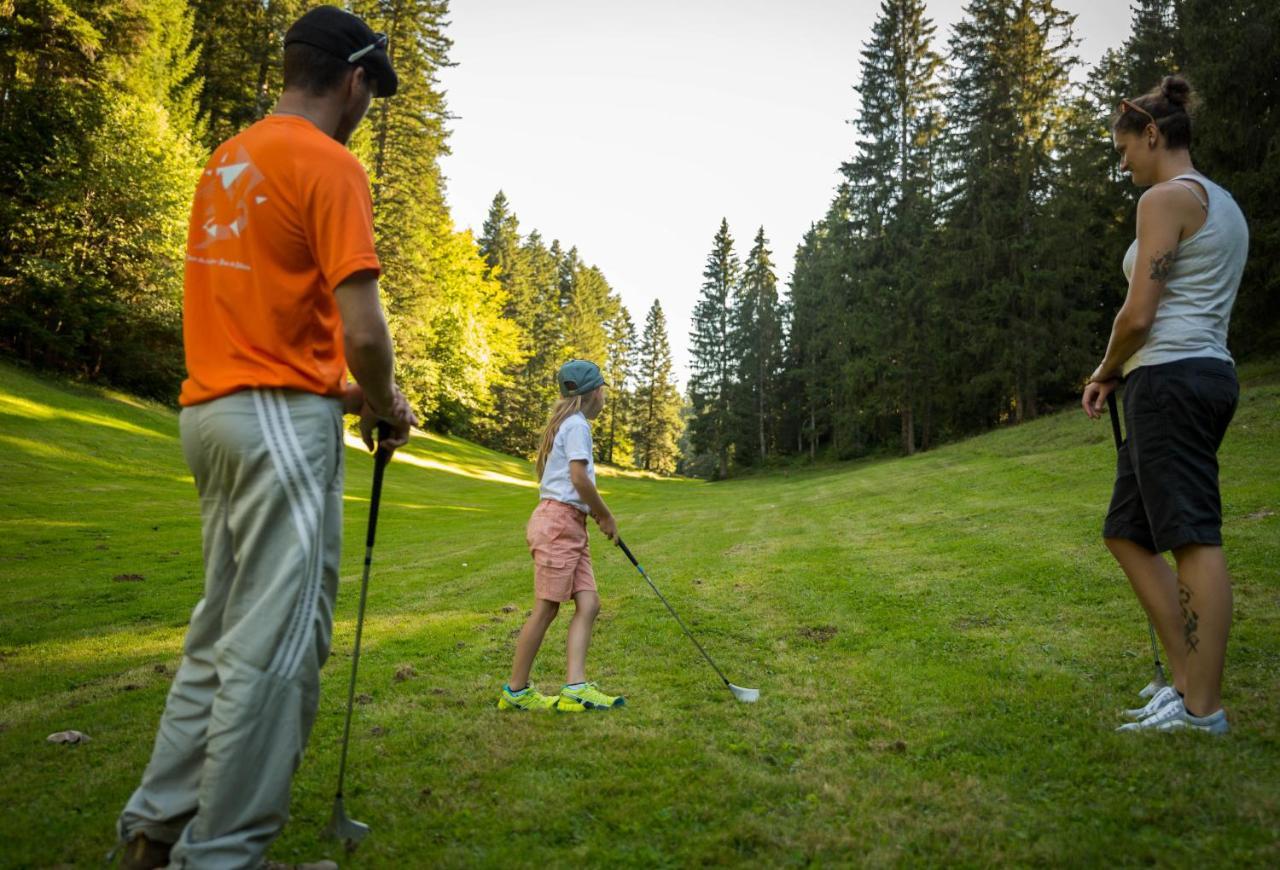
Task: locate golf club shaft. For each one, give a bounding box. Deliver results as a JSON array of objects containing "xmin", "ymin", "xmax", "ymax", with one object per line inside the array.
[
  {"xmin": 333, "ymin": 426, "xmax": 392, "ymax": 799},
  {"xmin": 1148, "ymin": 620, "xmax": 1166, "ymax": 676},
  {"xmin": 616, "ymin": 537, "xmax": 733, "ymax": 689},
  {"xmin": 1106, "ymin": 391, "xmax": 1123, "ymax": 450},
  {"xmin": 1106, "ymin": 392, "xmax": 1166, "ymax": 680}
]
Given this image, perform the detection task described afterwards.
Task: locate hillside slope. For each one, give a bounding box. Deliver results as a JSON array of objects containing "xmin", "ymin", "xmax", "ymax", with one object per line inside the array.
[{"xmin": 1, "ymin": 360, "xmax": 1277, "ymax": 866}]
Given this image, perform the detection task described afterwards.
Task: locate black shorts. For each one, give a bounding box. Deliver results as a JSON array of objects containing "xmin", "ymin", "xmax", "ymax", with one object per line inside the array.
[{"xmin": 1104, "ymin": 357, "xmax": 1238, "ymax": 553}]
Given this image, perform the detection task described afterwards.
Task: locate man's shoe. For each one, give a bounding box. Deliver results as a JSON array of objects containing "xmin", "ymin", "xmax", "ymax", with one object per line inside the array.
[
  {"xmin": 558, "ymin": 681, "xmax": 625, "ymax": 711},
  {"xmin": 497, "ymin": 684, "xmax": 558, "ymax": 711},
  {"xmin": 118, "ymin": 833, "xmax": 171, "ymax": 870},
  {"xmin": 1117, "ymin": 696, "xmax": 1186, "ymax": 731},
  {"xmin": 1124, "ymin": 685, "xmax": 1180, "ymax": 720}
]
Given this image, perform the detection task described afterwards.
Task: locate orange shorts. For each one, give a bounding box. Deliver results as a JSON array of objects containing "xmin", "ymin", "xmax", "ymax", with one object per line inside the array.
[{"xmin": 526, "ymin": 499, "xmax": 596, "ymax": 602}]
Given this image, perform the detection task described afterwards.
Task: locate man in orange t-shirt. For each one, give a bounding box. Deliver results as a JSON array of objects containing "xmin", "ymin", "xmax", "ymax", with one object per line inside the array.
[{"xmin": 116, "ymin": 8, "xmax": 416, "ymax": 869}]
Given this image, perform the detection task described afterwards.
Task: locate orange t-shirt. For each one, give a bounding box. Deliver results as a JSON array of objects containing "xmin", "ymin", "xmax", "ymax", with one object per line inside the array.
[{"xmin": 178, "ymin": 114, "xmax": 381, "ymax": 406}]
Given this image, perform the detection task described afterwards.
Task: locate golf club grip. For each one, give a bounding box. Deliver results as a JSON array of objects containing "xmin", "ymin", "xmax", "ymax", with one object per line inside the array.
[
  {"xmin": 1106, "ymin": 391, "xmax": 1123, "ymax": 450},
  {"xmin": 366, "ymin": 422, "xmax": 393, "ymax": 549},
  {"xmin": 616, "ymin": 537, "xmax": 640, "ymax": 567}
]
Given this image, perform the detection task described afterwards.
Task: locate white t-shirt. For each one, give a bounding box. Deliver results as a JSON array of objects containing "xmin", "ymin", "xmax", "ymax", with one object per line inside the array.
[{"xmin": 539, "ymin": 412, "xmax": 595, "ymax": 513}]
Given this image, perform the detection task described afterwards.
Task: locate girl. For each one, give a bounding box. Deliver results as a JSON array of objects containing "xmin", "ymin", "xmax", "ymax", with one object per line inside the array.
[
  {"xmin": 1082, "ymin": 76, "xmax": 1247, "ymax": 734},
  {"xmin": 499, "ymin": 359, "xmax": 625, "ymax": 712}
]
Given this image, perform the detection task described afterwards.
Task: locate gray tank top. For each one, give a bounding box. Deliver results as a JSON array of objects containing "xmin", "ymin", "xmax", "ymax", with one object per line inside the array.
[{"xmin": 1121, "ymin": 172, "xmax": 1249, "ymax": 376}]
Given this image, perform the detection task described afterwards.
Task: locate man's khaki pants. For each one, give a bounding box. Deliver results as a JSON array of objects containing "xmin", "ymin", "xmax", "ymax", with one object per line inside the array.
[{"xmin": 119, "ymin": 389, "xmax": 344, "ymax": 869}]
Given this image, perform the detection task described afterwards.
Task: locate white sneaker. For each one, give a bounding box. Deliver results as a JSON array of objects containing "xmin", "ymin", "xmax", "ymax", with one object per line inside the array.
[
  {"xmin": 1157, "ymin": 708, "xmax": 1230, "ymax": 735},
  {"xmin": 1124, "ymin": 685, "xmax": 1180, "ymax": 720},
  {"xmin": 1138, "ymin": 678, "xmax": 1167, "ymax": 699},
  {"xmin": 1116, "ymin": 695, "xmax": 1186, "ymax": 731}
]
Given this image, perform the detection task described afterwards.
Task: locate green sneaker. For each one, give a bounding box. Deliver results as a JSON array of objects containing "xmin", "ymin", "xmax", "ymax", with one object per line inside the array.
[
  {"xmin": 557, "ymin": 681, "xmax": 625, "ymax": 711},
  {"xmin": 497, "ymin": 684, "xmax": 557, "ymax": 711}
]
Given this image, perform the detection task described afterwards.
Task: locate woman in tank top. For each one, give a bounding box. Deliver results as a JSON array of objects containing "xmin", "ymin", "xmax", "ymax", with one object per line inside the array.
[{"xmin": 1081, "ymin": 76, "xmax": 1247, "ymax": 735}]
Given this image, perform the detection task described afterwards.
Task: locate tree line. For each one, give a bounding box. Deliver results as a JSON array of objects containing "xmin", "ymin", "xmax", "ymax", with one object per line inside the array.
[
  {"xmin": 685, "ymin": 0, "xmax": 1278, "ymax": 475},
  {"xmin": 2, "ymin": 1, "xmax": 1274, "ymax": 478},
  {"xmin": 0, "ymin": 1, "xmax": 685, "ymax": 472}
]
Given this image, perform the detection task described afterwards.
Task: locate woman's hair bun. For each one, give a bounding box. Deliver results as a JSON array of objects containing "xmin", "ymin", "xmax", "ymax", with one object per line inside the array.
[{"xmin": 1161, "ymin": 75, "xmax": 1192, "ymax": 107}]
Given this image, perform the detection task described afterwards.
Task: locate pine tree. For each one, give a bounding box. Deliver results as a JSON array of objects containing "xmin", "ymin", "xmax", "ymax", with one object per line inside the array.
[
  {"xmin": 730, "ymin": 227, "xmax": 784, "ymax": 464},
  {"xmin": 688, "ymin": 219, "xmax": 738, "ymax": 478},
  {"xmin": 940, "ymin": 0, "xmax": 1079, "ymax": 426},
  {"xmin": 477, "ymin": 191, "xmax": 539, "ymax": 454},
  {"xmin": 189, "ymin": 0, "xmax": 305, "ymax": 149},
  {"xmin": 562, "ymin": 260, "xmax": 612, "ymax": 366},
  {"xmin": 598, "ymin": 304, "xmax": 636, "ymax": 466},
  {"xmin": 842, "ymin": 0, "xmax": 944, "ymax": 454},
  {"xmin": 347, "ymin": 0, "xmax": 520, "ymax": 431},
  {"xmin": 1121, "ymin": 0, "xmax": 1183, "ymax": 98},
  {"xmin": 1179, "ymin": 0, "xmax": 1280, "ymax": 358},
  {"xmin": 633, "ymin": 301, "xmax": 683, "ymax": 474}
]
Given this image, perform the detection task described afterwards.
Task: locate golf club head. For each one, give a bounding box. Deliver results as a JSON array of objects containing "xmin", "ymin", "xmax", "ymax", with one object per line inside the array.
[
  {"xmin": 1139, "ymin": 673, "xmax": 1169, "ymax": 698},
  {"xmin": 324, "ymin": 796, "xmax": 369, "ymax": 848},
  {"xmin": 729, "ymin": 683, "xmax": 760, "ymax": 703}
]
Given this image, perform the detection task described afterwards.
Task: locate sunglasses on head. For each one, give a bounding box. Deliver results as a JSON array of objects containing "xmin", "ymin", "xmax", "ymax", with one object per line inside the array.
[
  {"xmin": 1119, "ymin": 98, "xmax": 1157, "ymax": 129},
  {"xmin": 347, "ymin": 32, "xmax": 387, "ymax": 63}
]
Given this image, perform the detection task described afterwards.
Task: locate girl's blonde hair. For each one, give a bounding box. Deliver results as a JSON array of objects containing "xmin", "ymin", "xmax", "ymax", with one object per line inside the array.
[{"xmin": 535, "ymin": 394, "xmax": 586, "ymax": 481}]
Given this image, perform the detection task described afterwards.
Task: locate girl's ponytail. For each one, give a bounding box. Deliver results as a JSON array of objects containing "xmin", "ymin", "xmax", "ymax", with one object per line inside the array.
[{"xmin": 535, "ymin": 395, "xmax": 586, "ymax": 481}]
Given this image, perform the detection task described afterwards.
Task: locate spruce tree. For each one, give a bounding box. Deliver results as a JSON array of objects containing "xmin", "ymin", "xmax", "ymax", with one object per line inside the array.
[
  {"xmin": 633, "ymin": 301, "xmax": 683, "ymax": 474},
  {"xmin": 1179, "ymin": 0, "xmax": 1280, "ymax": 357},
  {"xmin": 349, "ymin": 0, "xmax": 520, "ymax": 431},
  {"xmin": 940, "ymin": 0, "xmax": 1079, "ymax": 426},
  {"xmin": 730, "ymin": 227, "xmax": 784, "ymax": 464},
  {"xmin": 688, "ymin": 219, "xmax": 738, "ymax": 478},
  {"xmin": 599, "ymin": 305, "xmax": 636, "ymax": 466},
  {"xmin": 189, "ymin": 0, "xmax": 304, "ymax": 149},
  {"xmin": 842, "ymin": 0, "xmax": 943, "ymax": 454}
]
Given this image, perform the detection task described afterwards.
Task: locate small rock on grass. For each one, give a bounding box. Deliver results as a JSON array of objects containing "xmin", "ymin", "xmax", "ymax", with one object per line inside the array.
[
  {"xmin": 47, "ymin": 730, "xmax": 91, "ymax": 744},
  {"xmin": 500, "ymin": 604, "xmax": 517, "ymax": 613}
]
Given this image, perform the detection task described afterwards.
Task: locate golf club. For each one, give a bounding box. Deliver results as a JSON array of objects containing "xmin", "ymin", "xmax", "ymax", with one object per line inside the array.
[
  {"xmin": 324, "ymin": 423, "xmax": 392, "ymax": 849},
  {"xmin": 615, "ymin": 537, "xmax": 759, "ymax": 703},
  {"xmin": 1105, "ymin": 391, "xmax": 1169, "ymax": 693}
]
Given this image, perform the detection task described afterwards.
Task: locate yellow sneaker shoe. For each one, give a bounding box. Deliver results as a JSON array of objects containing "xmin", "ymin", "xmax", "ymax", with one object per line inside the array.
[
  {"xmin": 497, "ymin": 684, "xmax": 557, "ymax": 711},
  {"xmin": 558, "ymin": 681, "xmax": 625, "ymax": 711}
]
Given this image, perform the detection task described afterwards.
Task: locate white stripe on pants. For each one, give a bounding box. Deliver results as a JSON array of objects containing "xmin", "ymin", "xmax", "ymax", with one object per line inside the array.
[{"xmin": 118, "ymin": 389, "xmax": 344, "ymax": 869}]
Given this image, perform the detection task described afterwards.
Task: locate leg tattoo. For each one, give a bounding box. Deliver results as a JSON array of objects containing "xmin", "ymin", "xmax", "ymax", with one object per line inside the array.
[{"xmin": 1179, "ymin": 583, "xmax": 1200, "ymax": 654}]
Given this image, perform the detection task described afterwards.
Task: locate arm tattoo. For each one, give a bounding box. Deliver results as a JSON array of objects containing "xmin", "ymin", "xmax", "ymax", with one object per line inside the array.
[
  {"xmin": 1149, "ymin": 250, "xmax": 1175, "ymax": 283},
  {"xmin": 1179, "ymin": 584, "xmax": 1200, "ymax": 654}
]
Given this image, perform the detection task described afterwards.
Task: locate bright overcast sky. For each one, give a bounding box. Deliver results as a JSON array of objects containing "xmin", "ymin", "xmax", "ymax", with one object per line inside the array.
[{"xmin": 438, "ymin": 0, "xmax": 1133, "ymax": 383}]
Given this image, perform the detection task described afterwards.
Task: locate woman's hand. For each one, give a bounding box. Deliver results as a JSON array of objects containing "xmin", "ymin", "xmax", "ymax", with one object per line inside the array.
[{"xmin": 1081, "ymin": 376, "xmax": 1118, "ymax": 420}]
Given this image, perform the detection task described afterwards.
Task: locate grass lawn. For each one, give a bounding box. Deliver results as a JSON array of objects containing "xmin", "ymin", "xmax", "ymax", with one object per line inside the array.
[{"xmin": 1, "ymin": 359, "xmax": 1278, "ymax": 867}]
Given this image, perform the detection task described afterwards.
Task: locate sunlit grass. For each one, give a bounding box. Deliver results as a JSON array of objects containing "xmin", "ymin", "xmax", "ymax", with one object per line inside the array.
[{"xmin": 1, "ymin": 359, "xmax": 1277, "ymax": 866}]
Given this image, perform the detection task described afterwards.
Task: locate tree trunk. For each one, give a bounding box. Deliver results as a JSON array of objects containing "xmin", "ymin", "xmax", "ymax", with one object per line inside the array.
[
  {"xmin": 809, "ymin": 405, "xmax": 816, "ymax": 460},
  {"xmin": 922, "ymin": 396, "xmax": 932, "ymax": 452}
]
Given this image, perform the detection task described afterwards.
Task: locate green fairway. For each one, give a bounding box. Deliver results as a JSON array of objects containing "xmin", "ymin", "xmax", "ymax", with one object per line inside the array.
[{"xmin": 1, "ymin": 359, "xmax": 1278, "ymax": 867}]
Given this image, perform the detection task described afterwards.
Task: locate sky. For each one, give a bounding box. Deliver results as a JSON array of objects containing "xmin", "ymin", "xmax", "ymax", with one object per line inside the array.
[{"xmin": 438, "ymin": 0, "xmax": 1134, "ymax": 383}]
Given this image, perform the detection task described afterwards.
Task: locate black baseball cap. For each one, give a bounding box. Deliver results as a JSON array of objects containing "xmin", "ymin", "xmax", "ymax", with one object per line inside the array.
[{"xmin": 284, "ymin": 5, "xmax": 398, "ymax": 98}]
